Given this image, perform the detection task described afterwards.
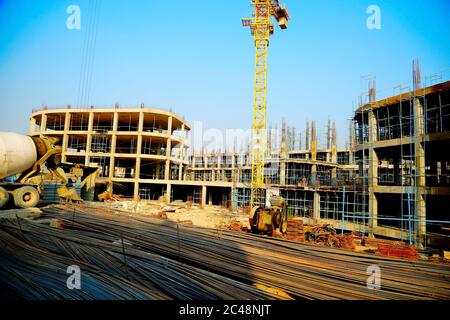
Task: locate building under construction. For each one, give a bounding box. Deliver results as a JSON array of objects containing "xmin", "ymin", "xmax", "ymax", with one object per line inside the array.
[
  {"xmin": 27, "ymin": 79, "xmax": 450, "ymax": 249},
  {"xmin": 29, "ymin": 106, "xmax": 190, "ymax": 201}
]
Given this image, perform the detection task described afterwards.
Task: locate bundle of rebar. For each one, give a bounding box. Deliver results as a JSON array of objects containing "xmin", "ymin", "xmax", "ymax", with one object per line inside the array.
[{"xmin": 1, "ymin": 204, "xmax": 449, "ymax": 300}]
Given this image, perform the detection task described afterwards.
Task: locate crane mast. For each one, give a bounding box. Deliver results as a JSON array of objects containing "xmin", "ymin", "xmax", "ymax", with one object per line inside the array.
[{"xmin": 243, "ymin": 0, "xmax": 290, "ymax": 207}]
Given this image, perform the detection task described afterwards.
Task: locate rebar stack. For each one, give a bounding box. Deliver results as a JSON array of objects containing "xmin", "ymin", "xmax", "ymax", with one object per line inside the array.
[{"xmin": 1, "ymin": 204, "xmax": 449, "ymax": 300}]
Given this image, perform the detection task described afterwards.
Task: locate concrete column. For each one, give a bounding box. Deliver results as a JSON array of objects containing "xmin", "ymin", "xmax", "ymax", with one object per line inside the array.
[
  {"xmin": 211, "ymin": 157, "xmax": 216, "ymax": 182},
  {"xmin": 313, "ymin": 192, "xmax": 321, "ymax": 222},
  {"xmin": 85, "ymin": 111, "xmax": 94, "ymax": 166},
  {"xmin": 164, "ymin": 116, "xmax": 173, "ymax": 181},
  {"xmin": 109, "ymin": 112, "xmax": 119, "ymax": 180},
  {"xmin": 331, "ymin": 125, "xmax": 337, "ymax": 164},
  {"xmin": 331, "ymin": 168, "xmax": 337, "ymax": 186},
  {"xmin": 414, "ymin": 98, "xmax": 426, "ymax": 247},
  {"xmin": 61, "ymin": 112, "xmax": 71, "ymax": 163},
  {"xmin": 166, "ymin": 183, "xmax": 172, "ymax": 203},
  {"xmin": 134, "ymin": 111, "xmax": 144, "ymax": 200},
  {"xmin": 178, "ymin": 163, "xmax": 183, "ymax": 181},
  {"xmin": 39, "ymin": 114, "xmax": 47, "ymax": 138},
  {"xmin": 311, "ymin": 164, "xmax": 317, "ymax": 187},
  {"xmin": 368, "ymin": 110, "xmax": 379, "ymax": 236},
  {"xmin": 29, "ymin": 117, "xmax": 37, "ymax": 135},
  {"xmin": 178, "ymin": 124, "xmax": 185, "ymax": 181},
  {"xmin": 311, "ymin": 122, "xmax": 317, "ymax": 161},
  {"xmin": 134, "ymin": 181, "xmax": 140, "ymax": 200},
  {"xmin": 369, "ymin": 193, "xmax": 378, "ymax": 234},
  {"xmin": 349, "ymin": 151, "xmax": 354, "ymax": 165},
  {"xmin": 201, "ymin": 185, "xmax": 207, "ymax": 208},
  {"xmin": 331, "ymin": 125, "xmax": 338, "ymax": 186}
]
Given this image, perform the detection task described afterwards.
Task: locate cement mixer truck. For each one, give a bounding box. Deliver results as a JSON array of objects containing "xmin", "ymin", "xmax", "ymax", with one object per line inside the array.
[{"xmin": 0, "ymin": 132, "xmax": 98, "ymax": 209}]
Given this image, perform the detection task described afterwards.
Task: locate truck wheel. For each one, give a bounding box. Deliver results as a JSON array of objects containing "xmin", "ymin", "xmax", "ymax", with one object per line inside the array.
[
  {"xmin": 14, "ymin": 186, "xmax": 40, "ymax": 209},
  {"xmin": 0, "ymin": 187, "xmax": 9, "ymax": 209}
]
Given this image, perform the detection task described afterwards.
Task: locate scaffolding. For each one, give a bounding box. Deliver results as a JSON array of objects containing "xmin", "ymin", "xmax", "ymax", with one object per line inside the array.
[
  {"xmin": 281, "ymin": 190, "xmax": 313, "ymax": 218},
  {"xmin": 348, "ymin": 66, "xmax": 450, "ymax": 246}
]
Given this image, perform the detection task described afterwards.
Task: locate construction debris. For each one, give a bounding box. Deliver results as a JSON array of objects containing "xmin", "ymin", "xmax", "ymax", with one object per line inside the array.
[{"xmin": 98, "ymin": 191, "xmax": 123, "ymax": 202}]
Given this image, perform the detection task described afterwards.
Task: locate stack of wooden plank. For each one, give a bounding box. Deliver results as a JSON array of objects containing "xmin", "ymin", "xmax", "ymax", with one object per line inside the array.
[
  {"xmin": 285, "ymin": 220, "xmax": 305, "ymax": 242},
  {"xmin": 363, "ymin": 237, "xmax": 418, "ymax": 259}
]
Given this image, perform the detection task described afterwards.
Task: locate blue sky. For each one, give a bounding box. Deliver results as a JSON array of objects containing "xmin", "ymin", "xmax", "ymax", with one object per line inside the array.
[{"xmin": 0, "ymin": 0, "xmax": 449, "ymax": 147}]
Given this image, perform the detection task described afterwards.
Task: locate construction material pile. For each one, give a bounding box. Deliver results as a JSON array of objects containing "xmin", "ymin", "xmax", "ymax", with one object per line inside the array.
[
  {"xmin": 285, "ymin": 220, "xmax": 305, "ymax": 242},
  {"xmin": 289, "ymin": 222, "xmax": 355, "ymax": 250},
  {"xmin": 1, "ymin": 204, "xmax": 450, "ymax": 300}
]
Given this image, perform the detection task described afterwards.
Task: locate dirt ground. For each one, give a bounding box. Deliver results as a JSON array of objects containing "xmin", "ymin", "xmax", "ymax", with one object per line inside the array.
[{"xmin": 101, "ymin": 200, "xmax": 250, "ymax": 230}]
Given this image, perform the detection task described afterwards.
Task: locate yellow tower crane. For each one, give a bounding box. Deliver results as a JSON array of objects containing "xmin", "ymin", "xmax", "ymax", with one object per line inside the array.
[{"xmin": 243, "ymin": 0, "xmax": 290, "ymax": 207}]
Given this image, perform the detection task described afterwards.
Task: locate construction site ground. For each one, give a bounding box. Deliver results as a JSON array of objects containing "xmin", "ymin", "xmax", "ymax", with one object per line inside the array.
[{"xmin": 99, "ymin": 200, "xmax": 251, "ymax": 230}]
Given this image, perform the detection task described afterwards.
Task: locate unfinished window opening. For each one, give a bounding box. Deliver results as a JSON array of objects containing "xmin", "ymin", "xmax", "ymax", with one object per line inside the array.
[
  {"xmin": 426, "ymin": 195, "xmax": 450, "ymax": 235},
  {"xmin": 316, "ymin": 152, "xmax": 327, "ymax": 162},
  {"xmin": 207, "ymin": 187, "xmax": 231, "ymax": 208},
  {"xmin": 172, "ymin": 185, "xmax": 201, "ymax": 204},
  {"xmin": 140, "ymin": 160, "xmax": 165, "ymax": 180},
  {"xmin": 115, "ymin": 136, "xmax": 138, "ymax": 154},
  {"xmin": 117, "ymin": 113, "xmax": 139, "ymax": 132},
  {"xmin": 89, "ymin": 156, "xmax": 110, "ymax": 178},
  {"xmin": 337, "ymin": 152, "xmax": 350, "ymax": 165},
  {"xmin": 281, "ymin": 190, "xmax": 313, "ymax": 218},
  {"xmin": 141, "ymin": 137, "xmax": 166, "ymax": 156},
  {"xmin": 143, "ymin": 113, "xmax": 168, "ymax": 134},
  {"xmin": 92, "ymin": 113, "xmax": 114, "ymax": 132},
  {"xmin": 286, "ymin": 163, "xmax": 310, "ymax": 186},
  {"xmin": 234, "ymin": 188, "xmax": 250, "ymax": 208},
  {"xmin": 171, "ymin": 164, "xmax": 179, "ymax": 180},
  {"xmin": 378, "ymin": 158, "xmax": 396, "ymax": 185},
  {"xmin": 316, "ymin": 165, "xmax": 333, "ymax": 187},
  {"xmin": 354, "ymin": 115, "xmax": 369, "ymax": 145},
  {"xmin": 69, "ymin": 113, "xmax": 90, "ymax": 131},
  {"xmin": 32, "ymin": 115, "xmax": 42, "ymax": 132},
  {"xmin": 207, "ymin": 156, "xmax": 218, "ymax": 169},
  {"xmin": 91, "ymin": 135, "xmax": 111, "ymax": 153},
  {"xmin": 67, "ymin": 135, "xmax": 87, "ymax": 153},
  {"xmin": 46, "ymin": 113, "xmax": 66, "ymax": 131},
  {"xmin": 265, "ymin": 163, "xmax": 280, "ymax": 185},
  {"xmin": 112, "ymin": 182, "xmax": 135, "ymax": 198},
  {"xmin": 238, "ymin": 169, "xmax": 251, "ymax": 184},
  {"xmin": 194, "ymin": 157, "xmax": 204, "ymax": 168},
  {"xmin": 139, "ymin": 184, "xmax": 166, "ymax": 201},
  {"xmin": 114, "ymin": 159, "xmax": 136, "ymax": 179}
]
